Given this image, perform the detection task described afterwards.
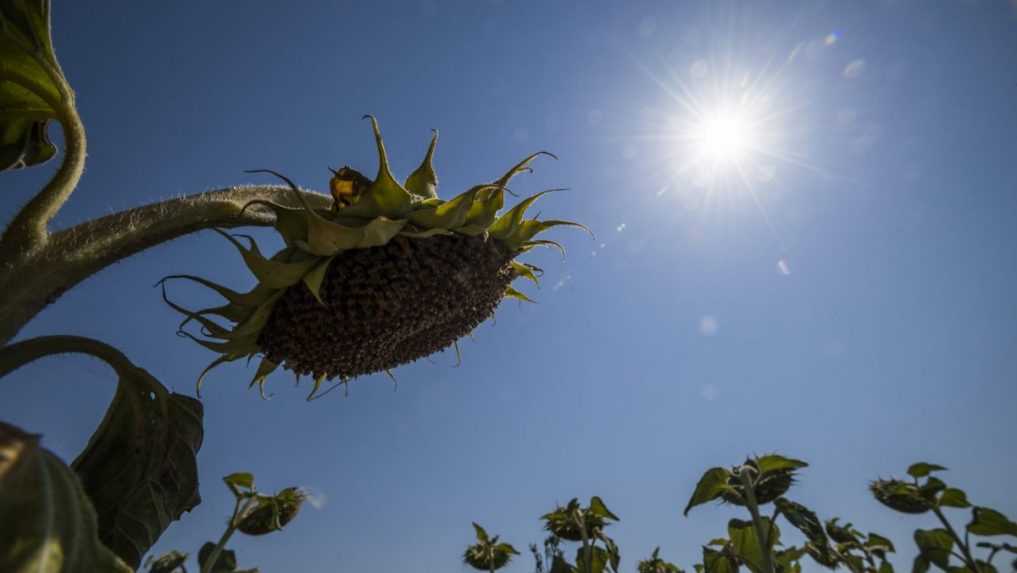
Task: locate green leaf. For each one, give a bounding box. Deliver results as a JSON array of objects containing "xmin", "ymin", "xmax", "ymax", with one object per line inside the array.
[
  {"xmin": 879, "ymin": 559, "xmax": 895, "ymax": 573},
  {"xmin": 472, "ymin": 522, "xmax": 490, "ymax": 543},
  {"xmin": 907, "ymin": 463, "xmax": 948, "ymax": 479},
  {"xmin": 550, "ymin": 555, "xmax": 576, "ymax": 573},
  {"xmin": 702, "ymin": 547, "xmax": 737, "ymax": 573},
  {"xmin": 938, "ymin": 488, "xmax": 970, "ymax": 509},
  {"xmin": 921, "ymin": 477, "xmax": 948, "ymax": 502},
  {"xmin": 775, "ymin": 498, "xmax": 827, "ymax": 545},
  {"xmin": 404, "ymin": 129, "xmax": 439, "ymax": 199},
  {"xmin": 145, "ymin": 550, "xmax": 188, "ymax": 573},
  {"xmin": 70, "ymin": 360, "xmax": 203, "ymax": 569},
  {"xmin": 0, "ymin": 422, "xmax": 133, "ymax": 573},
  {"xmin": 729, "ymin": 517, "xmax": 781, "ymax": 573},
  {"xmin": 223, "ymin": 472, "xmax": 255, "ymax": 496},
  {"xmin": 684, "ymin": 467, "xmax": 733, "ymax": 516},
  {"xmin": 914, "ymin": 528, "xmax": 954, "ymax": 570},
  {"xmin": 755, "ymin": 455, "xmax": 808, "ymax": 475},
  {"xmin": 588, "ymin": 496, "xmax": 620, "ymax": 521},
  {"xmin": 576, "ymin": 546, "xmax": 609, "ymax": 573},
  {"xmin": 866, "ymin": 532, "xmax": 896, "ymax": 554},
  {"xmin": 198, "ymin": 542, "xmax": 237, "ymax": 573},
  {"xmin": 914, "ymin": 555, "xmax": 932, "ymax": 573},
  {"xmin": 774, "ymin": 546, "xmax": 806, "ymax": 573},
  {"xmin": 0, "ymin": 0, "xmax": 63, "ymax": 172},
  {"xmin": 967, "ymin": 507, "xmax": 1017, "ymax": 537}
]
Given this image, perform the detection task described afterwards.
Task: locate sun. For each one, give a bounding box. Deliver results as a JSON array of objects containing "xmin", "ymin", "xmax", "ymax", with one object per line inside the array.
[{"xmin": 693, "ymin": 106, "xmax": 758, "ymax": 164}]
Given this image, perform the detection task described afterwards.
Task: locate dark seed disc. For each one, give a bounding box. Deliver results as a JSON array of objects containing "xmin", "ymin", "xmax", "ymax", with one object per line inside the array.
[{"xmin": 258, "ymin": 234, "xmax": 516, "ymax": 380}]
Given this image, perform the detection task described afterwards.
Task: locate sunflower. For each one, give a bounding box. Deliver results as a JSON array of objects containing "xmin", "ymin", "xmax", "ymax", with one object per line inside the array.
[{"xmin": 163, "ymin": 116, "xmax": 586, "ymax": 398}]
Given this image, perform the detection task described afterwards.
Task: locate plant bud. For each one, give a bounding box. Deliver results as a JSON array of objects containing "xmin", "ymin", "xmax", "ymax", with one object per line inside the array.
[{"xmin": 237, "ymin": 487, "xmax": 305, "ymax": 536}]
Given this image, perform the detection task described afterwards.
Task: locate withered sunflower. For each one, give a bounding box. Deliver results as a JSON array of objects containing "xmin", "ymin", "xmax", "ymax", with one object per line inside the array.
[{"xmin": 163, "ymin": 117, "xmax": 586, "ymax": 398}]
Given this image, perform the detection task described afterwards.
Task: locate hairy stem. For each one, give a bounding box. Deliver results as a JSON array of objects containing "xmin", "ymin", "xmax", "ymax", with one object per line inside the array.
[
  {"xmin": 0, "ymin": 64, "xmax": 86, "ymax": 259},
  {"xmin": 0, "ymin": 185, "xmax": 330, "ymax": 347}
]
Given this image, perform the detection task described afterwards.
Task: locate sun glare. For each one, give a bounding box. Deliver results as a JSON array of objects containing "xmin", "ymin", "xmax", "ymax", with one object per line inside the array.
[{"xmin": 694, "ymin": 107, "xmax": 757, "ymax": 164}]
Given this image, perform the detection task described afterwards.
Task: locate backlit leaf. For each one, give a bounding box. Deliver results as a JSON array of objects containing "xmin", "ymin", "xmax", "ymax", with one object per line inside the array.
[
  {"xmin": 684, "ymin": 467, "xmax": 733, "ymax": 516},
  {"xmin": 0, "ymin": 0, "xmax": 63, "ymax": 172},
  {"xmin": 907, "ymin": 463, "xmax": 947, "ymax": 479}
]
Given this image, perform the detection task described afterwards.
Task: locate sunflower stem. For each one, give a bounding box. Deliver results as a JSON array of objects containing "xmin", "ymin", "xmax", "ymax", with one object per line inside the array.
[
  {"xmin": 0, "ymin": 185, "xmax": 331, "ymax": 347},
  {"xmin": 0, "ymin": 27, "xmax": 85, "ymax": 261},
  {"xmin": 932, "ymin": 505, "xmax": 980, "ymax": 572},
  {"xmin": 740, "ymin": 466, "xmax": 776, "ymax": 573}
]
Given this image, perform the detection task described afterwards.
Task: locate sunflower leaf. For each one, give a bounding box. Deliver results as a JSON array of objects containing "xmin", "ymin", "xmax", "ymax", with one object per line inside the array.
[
  {"xmin": 0, "ymin": 0, "xmax": 63, "ymax": 172},
  {"xmin": 70, "ymin": 360, "xmax": 203, "ymax": 569},
  {"xmin": 0, "ymin": 422, "xmax": 132, "ymax": 572}
]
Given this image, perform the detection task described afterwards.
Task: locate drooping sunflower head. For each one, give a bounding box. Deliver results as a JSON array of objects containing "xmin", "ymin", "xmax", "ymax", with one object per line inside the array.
[{"xmin": 163, "ymin": 116, "xmax": 587, "ymax": 399}]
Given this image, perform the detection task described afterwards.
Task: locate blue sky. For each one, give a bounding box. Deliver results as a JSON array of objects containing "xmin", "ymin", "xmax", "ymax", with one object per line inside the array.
[{"xmin": 2, "ymin": 1, "xmax": 1016, "ymax": 571}]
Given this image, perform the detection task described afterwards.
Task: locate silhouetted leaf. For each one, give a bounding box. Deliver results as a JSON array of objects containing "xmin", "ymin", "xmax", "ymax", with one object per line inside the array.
[
  {"xmin": 755, "ymin": 455, "xmax": 808, "ymax": 475},
  {"xmin": 729, "ymin": 517, "xmax": 781, "ymax": 573},
  {"xmin": 774, "ymin": 546, "xmax": 806, "ymax": 573},
  {"xmin": 702, "ymin": 547, "xmax": 737, "ymax": 573},
  {"xmin": 145, "ymin": 550, "xmax": 188, "ymax": 573},
  {"xmin": 921, "ymin": 477, "xmax": 948, "ymax": 502},
  {"xmin": 967, "ymin": 507, "xmax": 1017, "ymax": 537},
  {"xmin": 0, "ymin": 421, "xmax": 131, "ymax": 573},
  {"xmin": 223, "ymin": 472, "xmax": 254, "ymax": 497},
  {"xmin": 685, "ymin": 467, "xmax": 733, "ymax": 516},
  {"xmin": 71, "ymin": 360, "xmax": 204, "ymax": 568},
  {"xmin": 878, "ymin": 559, "xmax": 894, "ymax": 573},
  {"xmin": 589, "ymin": 496, "xmax": 619, "ymax": 521},
  {"xmin": 0, "ymin": 0, "xmax": 63, "ymax": 172},
  {"xmin": 550, "ymin": 555, "xmax": 575, "ymax": 573},
  {"xmin": 866, "ymin": 532, "xmax": 896, "ymax": 557},
  {"xmin": 577, "ymin": 546, "xmax": 609, "ymax": 573},
  {"xmin": 907, "ymin": 463, "xmax": 947, "ymax": 479},
  {"xmin": 198, "ymin": 542, "xmax": 236, "ymax": 573},
  {"xmin": 776, "ymin": 498, "xmax": 827, "ymax": 545},
  {"xmin": 914, "ymin": 528, "xmax": 954, "ymax": 570},
  {"xmin": 938, "ymin": 488, "xmax": 970, "ymax": 509},
  {"xmin": 473, "ymin": 522, "xmax": 490, "ymax": 543}
]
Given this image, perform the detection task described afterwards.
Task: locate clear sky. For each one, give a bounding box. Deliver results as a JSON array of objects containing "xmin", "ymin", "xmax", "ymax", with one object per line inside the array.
[{"xmin": 2, "ymin": 1, "xmax": 1016, "ymax": 572}]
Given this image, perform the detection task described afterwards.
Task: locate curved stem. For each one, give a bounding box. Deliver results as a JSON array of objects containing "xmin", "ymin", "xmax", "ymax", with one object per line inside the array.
[
  {"xmin": 0, "ymin": 334, "xmax": 135, "ymax": 379},
  {"xmin": 0, "ymin": 102, "xmax": 86, "ymax": 259},
  {"xmin": 0, "ymin": 185, "xmax": 331, "ymax": 347},
  {"xmin": 0, "ymin": 39, "xmax": 86, "ymax": 260}
]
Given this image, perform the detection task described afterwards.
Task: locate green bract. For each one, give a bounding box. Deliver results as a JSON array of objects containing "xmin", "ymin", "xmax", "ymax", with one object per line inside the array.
[{"xmin": 164, "ymin": 116, "xmax": 587, "ymax": 399}]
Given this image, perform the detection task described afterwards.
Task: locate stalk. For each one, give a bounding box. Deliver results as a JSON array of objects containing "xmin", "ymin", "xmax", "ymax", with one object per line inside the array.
[
  {"xmin": 740, "ymin": 467, "xmax": 776, "ymax": 573},
  {"xmin": 932, "ymin": 506, "xmax": 980, "ymax": 573}
]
